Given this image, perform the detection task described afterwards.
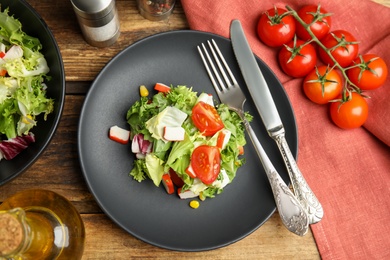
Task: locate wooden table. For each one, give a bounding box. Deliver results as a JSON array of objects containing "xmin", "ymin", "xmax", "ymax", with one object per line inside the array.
[{"xmin": 0, "ymin": 0, "xmax": 386, "ymax": 258}]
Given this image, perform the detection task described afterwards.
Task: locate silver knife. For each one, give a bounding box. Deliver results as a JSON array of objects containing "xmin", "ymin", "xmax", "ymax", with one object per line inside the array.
[{"xmin": 230, "ymin": 19, "xmax": 323, "ymax": 224}]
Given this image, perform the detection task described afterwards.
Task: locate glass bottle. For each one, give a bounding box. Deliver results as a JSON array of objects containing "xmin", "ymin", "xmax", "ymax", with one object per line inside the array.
[{"xmin": 0, "ymin": 189, "xmax": 85, "ymax": 260}]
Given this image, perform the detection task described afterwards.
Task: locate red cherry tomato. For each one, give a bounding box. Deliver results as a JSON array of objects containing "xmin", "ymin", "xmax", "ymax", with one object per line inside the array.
[
  {"xmin": 303, "ymin": 66, "xmax": 343, "ymax": 104},
  {"xmin": 319, "ymin": 30, "xmax": 359, "ymax": 67},
  {"xmin": 256, "ymin": 7, "xmax": 296, "ymax": 47},
  {"xmin": 191, "ymin": 101, "xmax": 224, "ymax": 136},
  {"xmin": 191, "ymin": 145, "xmax": 221, "ymax": 185},
  {"xmin": 347, "ymin": 54, "xmax": 388, "ymax": 90},
  {"xmin": 295, "ymin": 5, "xmax": 332, "ymax": 41},
  {"xmin": 278, "ymin": 38, "xmax": 317, "ymax": 78},
  {"xmin": 329, "ymin": 92, "xmax": 368, "ymax": 129}
]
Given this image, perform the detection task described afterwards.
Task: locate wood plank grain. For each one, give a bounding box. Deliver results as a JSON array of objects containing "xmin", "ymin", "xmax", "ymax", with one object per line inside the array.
[
  {"xmin": 26, "ymin": 0, "xmax": 189, "ymax": 82},
  {"xmin": 81, "ymin": 213, "xmax": 320, "ymax": 259},
  {"xmin": 10, "ymin": 0, "xmax": 390, "ymax": 258}
]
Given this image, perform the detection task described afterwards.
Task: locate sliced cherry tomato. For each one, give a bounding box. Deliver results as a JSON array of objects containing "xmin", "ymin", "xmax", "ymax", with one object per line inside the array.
[
  {"xmin": 0, "ymin": 52, "xmax": 5, "ymax": 58},
  {"xmin": 295, "ymin": 5, "xmax": 332, "ymax": 41},
  {"xmin": 329, "ymin": 92, "xmax": 368, "ymax": 129},
  {"xmin": 347, "ymin": 54, "xmax": 388, "ymax": 90},
  {"xmin": 278, "ymin": 38, "xmax": 317, "ymax": 78},
  {"xmin": 256, "ymin": 7, "xmax": 296, "ymax": 47},
  {"xmin": 303, "ymin": 66, "xmax": 342, "ymax": 104},
  {"xmin": 319, "ymin": 30, "xmax": 359, "ymax": 67},
  {"xmin": 191, "ymin": 101, "xmax": 224, "ymax": 136},
  {"xmin": 191, "ymin": 145, "xmax": 221, "ymax": 185}
]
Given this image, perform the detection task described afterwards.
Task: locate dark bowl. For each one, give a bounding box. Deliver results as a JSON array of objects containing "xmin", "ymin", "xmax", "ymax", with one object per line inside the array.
[{"xmin": 0, "ymin": 0, "xmax": 65, "ymax": 185}]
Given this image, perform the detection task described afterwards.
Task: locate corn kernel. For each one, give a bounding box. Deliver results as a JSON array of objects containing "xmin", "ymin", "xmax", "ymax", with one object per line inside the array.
[
  {"xmin": 139, "ymin": 85, "xmax": 149, "ymax": 97},
  {"xmin": 198, "ymin": 192, "xmax": 206, "ymax": 201},
  {"xmin": 22, "ymin": 115, "xmax": 32, "ymax": 124},
  {"xmin": 189, "ymin": 200, "xmax": 200, "ymax": 209}
]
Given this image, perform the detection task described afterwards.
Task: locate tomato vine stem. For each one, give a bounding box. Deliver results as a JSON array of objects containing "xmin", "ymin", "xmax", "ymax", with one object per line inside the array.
[{"xmin": 285, "ymin": 5, "xmax": 362, "ymax": 99}]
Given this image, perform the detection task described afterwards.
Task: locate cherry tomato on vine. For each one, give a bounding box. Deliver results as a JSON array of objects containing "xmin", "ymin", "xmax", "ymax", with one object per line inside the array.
[
  {"xmin": 257, "ymin": 7, "xmax": 296, "ymax": 47},
  {"xmin": 329, "ymin": 92, "xmax": 368, "ymax": 129},
  {"xmin": 319, "ymin": 30, "xmax": 359, "ymax": 67},
  {"xmin": 191, "ymin": 145, "xmax": 221, "ymax": 185},
  {"xmin": 295, "ymin": 5, "xmax": 332, "ymax": 41},
  {"xmin": 192, "ymin": 101, "xmax": 224, "ymax": 136},
  {"xmin": 347, "ymin": 54, "xmax": 388, "ymax": 90},
  {"xmin": 278, "ymin": 38, "xmax": 317, "ymax": 78},
  {"xmin": 303, "ymin": 66, "xmax": 342, "ymax": 104}
]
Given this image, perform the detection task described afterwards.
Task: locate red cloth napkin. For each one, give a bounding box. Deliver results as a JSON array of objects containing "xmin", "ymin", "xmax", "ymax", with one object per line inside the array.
[{"xmin": 180, "ymin": 0, "xmax": 390, "ymax": 259}]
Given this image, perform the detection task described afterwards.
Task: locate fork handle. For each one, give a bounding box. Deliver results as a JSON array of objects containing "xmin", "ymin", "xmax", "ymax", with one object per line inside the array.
[
  {"xmin": 271, "ymin": 131, "xmax": 324, "ymax": 224},
  {"xmin": 244, "ymin": 121, "xmax": 309, "ymax": 236},
  {"xmin": 272, "ymin": 132, "xmax": 324, "ymax": 224}
]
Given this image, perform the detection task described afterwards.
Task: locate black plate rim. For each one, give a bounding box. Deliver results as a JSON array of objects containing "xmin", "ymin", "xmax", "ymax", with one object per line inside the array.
[{"xmin": 0, "ymin": 0, "xmax": 65, "ymax": 185}]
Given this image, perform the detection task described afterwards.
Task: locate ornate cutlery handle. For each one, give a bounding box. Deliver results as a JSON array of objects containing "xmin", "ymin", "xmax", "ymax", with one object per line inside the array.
[
  {"xmin": 271, "ymin": 130, "xmax": 324, "ymax": 224},
  {"xmin": 243, "ymin": 120, "xmax": 309, "ymax": 236}
]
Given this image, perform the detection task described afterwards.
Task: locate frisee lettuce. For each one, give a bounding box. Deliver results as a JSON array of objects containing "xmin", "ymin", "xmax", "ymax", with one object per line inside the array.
[{"xmin": 0, "ymin": 7, "xmax": 53, "ymax": 141}]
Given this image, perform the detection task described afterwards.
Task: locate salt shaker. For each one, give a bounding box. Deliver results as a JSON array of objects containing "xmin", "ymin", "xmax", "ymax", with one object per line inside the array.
[{"xmin": 70, "ymin": 0, "xmax": 120, "ymax": 47}]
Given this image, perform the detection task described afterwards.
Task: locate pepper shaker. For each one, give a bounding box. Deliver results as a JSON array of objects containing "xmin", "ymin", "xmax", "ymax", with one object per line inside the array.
[
  {"xmin": 136, "ymin": 0, "xmax": 176, "ymax": 21},
  {"xmin": 71, "ymin": 0, "xmax": 120, "ymax": 47}
]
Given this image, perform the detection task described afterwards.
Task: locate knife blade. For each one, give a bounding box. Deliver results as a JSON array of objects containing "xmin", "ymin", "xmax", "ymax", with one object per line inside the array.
[
  {"xmin": 230, "ymin": 19, "xmax": 323, "ymax": 224},
  {"xmin": 230, "ymin": 20, "xmax": 283, "ymax": 133}
]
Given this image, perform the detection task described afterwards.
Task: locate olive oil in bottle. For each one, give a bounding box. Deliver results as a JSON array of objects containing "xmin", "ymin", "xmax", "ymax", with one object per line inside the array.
[{"xmin": 0, "ymin": 189, "xmax": 85, "ymax": 260}]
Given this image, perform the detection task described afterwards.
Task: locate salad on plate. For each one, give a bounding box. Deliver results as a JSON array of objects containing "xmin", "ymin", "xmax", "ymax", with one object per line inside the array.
[
  {"xmin": 111, "ymin": 83, "xmax": 252, "ymax": 204},
  {"xmin": 0, "ymin": 7, "xmax": 53, "ymax": 161}
]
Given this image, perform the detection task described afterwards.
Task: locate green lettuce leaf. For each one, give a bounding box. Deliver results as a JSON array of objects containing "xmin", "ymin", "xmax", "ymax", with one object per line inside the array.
[{"xmin": 0, "ymin": 8, "xmax": 53, "ymax": 140}]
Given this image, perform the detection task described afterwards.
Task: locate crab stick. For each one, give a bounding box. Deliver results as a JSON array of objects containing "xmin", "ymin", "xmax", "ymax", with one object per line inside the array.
[
  {"xmin": 162, "ymin": 174, "xmax": 175, "ymax": 194},
  {"xmin": 109, "ymin": 125, "xmax": 130, "ymax": 144},
  {"xmin": 185, "ymin": 164, "xmax": 196, "ymax": 178},
  {"xmin": 177, "ymin": 188, "xmax": 198, "ymax": 199},
  {"xmin": 163, "ymin": 126, "xmax": 185, "ymax": 141},
  {"xmin": 196, "ymin": 92, "xmax": 214, "ymax": 107},
  {"xmin": 216, "ymin": 129, "xmax": 231, "ymax": 150},
  {"xmin": 154, "ymin": 83, "xmax": 171, "ymax": 93}
]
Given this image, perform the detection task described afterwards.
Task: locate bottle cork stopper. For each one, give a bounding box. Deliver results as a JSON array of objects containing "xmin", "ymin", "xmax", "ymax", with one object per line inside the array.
[{"xmin": 0, "ymin": 212, "xmax": 23, "ymax": 255}]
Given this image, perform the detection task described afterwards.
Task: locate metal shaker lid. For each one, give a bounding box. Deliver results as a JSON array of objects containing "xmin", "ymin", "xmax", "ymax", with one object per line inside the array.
[{"xmin": 70, "ymin": 0, "xmax": 114, "ymax": 20}]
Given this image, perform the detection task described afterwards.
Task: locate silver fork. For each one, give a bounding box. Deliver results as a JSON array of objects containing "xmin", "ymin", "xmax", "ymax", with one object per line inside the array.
[{"xmin": 197, "ymin": 40, "xmax": 309, "ymax": 236}]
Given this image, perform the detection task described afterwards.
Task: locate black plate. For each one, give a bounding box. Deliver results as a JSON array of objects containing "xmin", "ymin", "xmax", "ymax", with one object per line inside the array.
[
  {"xmin": 78, "ymin": 31, "xmax": 297, "ymax": 251},
  {"xmin": 0, "ymin": 0, "xmax": 65, "ymax": 185}
]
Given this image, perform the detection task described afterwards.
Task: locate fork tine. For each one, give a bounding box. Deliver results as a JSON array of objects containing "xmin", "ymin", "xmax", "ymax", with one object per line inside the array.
[
  {"xmin": 208, "ymin": 40, "xmax": 234, "ymax": 89},
  {"xmin": 197, "ymin": 44, "xmax": 221, "ymax": 93},
  {"xmin": 199, "ymin": 39, "xmax": 248, "ymax": 111},
  {"xmin": 206, "ymin": 40, "xmax": 231, "ymax": 91},
  {"xmin": 211, "ymin": 39, "xmax": 238, "ymax": 86},
  {"xmin": 198, "ymin": 43, "xmax": 227, "ymax": 93}
]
